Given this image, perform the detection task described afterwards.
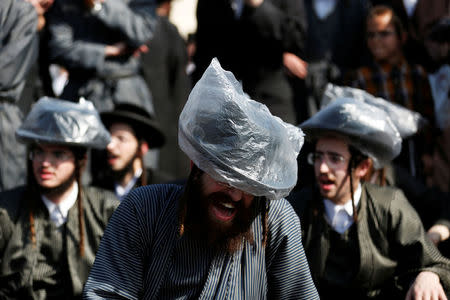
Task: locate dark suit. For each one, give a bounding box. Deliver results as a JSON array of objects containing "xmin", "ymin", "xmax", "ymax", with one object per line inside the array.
[
  {"xmin": 287, "ymin": 183, "xmax": 450, "ymax": 299},
  {"xmin": 193, "ymin": 0, "xmax": 307, "ymax": 124},
  {"xmin": 0, "ymin": 186, "xmax": 119, "ymax": 299}
]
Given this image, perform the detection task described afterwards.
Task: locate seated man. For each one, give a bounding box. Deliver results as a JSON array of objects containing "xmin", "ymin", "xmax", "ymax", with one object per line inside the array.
[
  {"xmin": 0, "ymin": 97, "xmax": 119, "ymax": 299},
  {"xmin": 92, "ymin": 103, "xmax": 169, "ymax": 200},
  {"xmin": 83, "ymin": 59, "xmax": 319, "ymax": 299},
  {"xmin": 288, "ymin": 97, "xmax": 450, "ymax": 299}
]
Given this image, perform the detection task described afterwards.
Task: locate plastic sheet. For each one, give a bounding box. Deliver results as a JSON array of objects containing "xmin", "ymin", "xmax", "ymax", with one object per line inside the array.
[
  {"xmin": 321, "ymin": 83, "xmax": 426, "ymax": 138},
  {"xmin": 301, "ymin": 97, "xmax": 401, "ymax": 169},
  {"xmin": 179, "ymin": 58, "xmax": 304, "ymax": 200},
  {"xmin": 16, "ymin": 97, "xmax": 111, "ymax": 149}
]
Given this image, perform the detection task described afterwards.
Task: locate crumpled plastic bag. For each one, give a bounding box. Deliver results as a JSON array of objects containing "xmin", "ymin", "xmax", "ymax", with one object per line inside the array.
[
  {"xmin": 321, "ymin": 83, "xmax": 426, "ymax": 138},
  {"xmin": 301, "ymin": 97, "xmax": 402, "ymax": 169},
  {"xmin": 179, "ymin": 58, "xmax": 304, "ymax": 200},
  {"xmin": 16, "ymin": 97, "xmax": 111, "ymax": 149}
]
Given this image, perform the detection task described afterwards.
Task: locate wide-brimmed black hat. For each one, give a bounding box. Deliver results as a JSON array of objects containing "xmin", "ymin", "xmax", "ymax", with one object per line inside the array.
[{"xmin": 100, "ymin": 103, "xmax": 165, "ymax": 148}]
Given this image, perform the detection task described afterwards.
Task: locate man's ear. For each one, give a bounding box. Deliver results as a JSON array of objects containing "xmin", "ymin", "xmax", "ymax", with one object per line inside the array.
[
  {"xmin": 355, "ymin": 158, "xmax": 371, "ymax": 179},
  {"xmin": 139, "ymin": 141, "xmax": 149, "ymax": 155}
]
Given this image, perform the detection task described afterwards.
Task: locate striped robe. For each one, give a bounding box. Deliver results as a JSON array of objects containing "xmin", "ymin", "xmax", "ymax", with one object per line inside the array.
[{"xmin": 83, "ymin": 184, "xmax": 319, "ymax": 299}]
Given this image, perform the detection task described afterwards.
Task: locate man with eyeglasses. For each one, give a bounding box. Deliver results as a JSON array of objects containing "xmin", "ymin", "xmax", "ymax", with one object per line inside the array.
[
  {"xmin": 351, "ymin": 5, "xmax": 436, "ymax": 183},
  {"xmin": 0, "ymin": 97, "xmax": 119, "ymax": 299},
  {"xmin": 288, "ymin": 97, "xmax": 450, "ymax": 299},
  {"xmin": 83, "ymin": 59, "xmax": 319, "ymax": 299}
]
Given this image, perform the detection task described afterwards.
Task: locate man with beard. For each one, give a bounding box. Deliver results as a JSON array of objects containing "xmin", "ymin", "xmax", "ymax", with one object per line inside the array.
[
  {"xmin": 91, "ymin": 103, "xmax": 168, "ymax": 201},
  {"xmin": 83, "ymin": 58, "xmax": 319, "ymax": 299},
  {"xmin": 0, "ymin": 97, "xmax": 119, "ymax": 299},
  {"xmin": 288, "ymin": 97, "xmax": 450, "ymax": 299}
]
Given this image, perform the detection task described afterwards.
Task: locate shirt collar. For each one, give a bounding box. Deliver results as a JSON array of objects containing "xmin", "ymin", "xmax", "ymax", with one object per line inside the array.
[
  {"xmin": 323, "ymin": 183, "xmax": 362, "ymax": 219},
  {"xmin": 41, "ymin": 182, "xmax": 79, "ymax": 220},
  {"xmin": 115, "ymin": 168, "xmax": 143, "ymax": 200}
]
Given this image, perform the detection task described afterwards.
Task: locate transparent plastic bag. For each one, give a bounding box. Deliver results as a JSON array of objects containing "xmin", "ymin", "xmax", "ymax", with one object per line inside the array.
[
  {"xmin": 16, "ymin": 97, "xmax": 111, "ymax": 149},
  {"xmin": 179, "ymin": 58, "xmax": 304, "ymax": 199}
]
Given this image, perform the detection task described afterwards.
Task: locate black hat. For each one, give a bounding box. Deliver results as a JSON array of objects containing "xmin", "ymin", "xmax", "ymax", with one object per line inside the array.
[{"xmin": 100, "ymin": 103, "xmax": 165, "ymax": 148}]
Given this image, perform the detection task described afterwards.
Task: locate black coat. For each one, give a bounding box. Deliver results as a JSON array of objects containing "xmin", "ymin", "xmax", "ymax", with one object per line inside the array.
[
  {"xmin": 288, "ymin": 183, "xmax": 450, "ymax": 299},
  {"xmin": 193, "ymin": 0, "xmax": 307, "ymax": 124}
]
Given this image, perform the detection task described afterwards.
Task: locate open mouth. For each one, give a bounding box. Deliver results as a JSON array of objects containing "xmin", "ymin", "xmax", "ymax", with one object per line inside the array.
[
  {"xmin": 210, "ymin": 200, "xmax": 237, "ymax": 222},
  {"xmin": 318, "ymin": 178, "xmax": 334, "ymax": 191}
]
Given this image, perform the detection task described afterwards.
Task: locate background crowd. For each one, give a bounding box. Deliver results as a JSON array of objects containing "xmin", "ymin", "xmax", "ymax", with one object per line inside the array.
[{"xmin": 0, "ymin": 0, "xmax": 449, "ymax": 298}]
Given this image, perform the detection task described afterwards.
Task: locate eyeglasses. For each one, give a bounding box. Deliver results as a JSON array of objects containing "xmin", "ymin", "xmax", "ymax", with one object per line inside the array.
[
  {"xmin": 29, "ymin": 148, "xmax": 74, "ymax": 163},
  {"xmin": 367, "ymin": 30, "xmax": 395, "ymax": 39},
  {"xmin": 307, "ymin": 152, "xmax": 349, "ymax": 169}
]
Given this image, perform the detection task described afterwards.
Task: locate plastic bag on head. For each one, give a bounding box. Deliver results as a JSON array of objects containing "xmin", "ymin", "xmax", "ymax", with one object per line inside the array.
[
  {"xmin": 321, "ymin": 84, "xmax": 426, "ymax": 138},
  {"xmin": 301, "ymin": 97, "xmax": 401, "ymax": 169},
  {"xmin": 16, "ymin": 97, "xmax": 111, "ymax": 149},
  {"xmin": 179, "ymin": 58, "xmax": 304, "ymax": 200}
]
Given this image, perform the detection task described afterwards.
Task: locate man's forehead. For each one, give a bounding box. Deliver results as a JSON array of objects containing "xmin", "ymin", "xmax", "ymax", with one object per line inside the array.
[
  {"xmin": 33, "ymin": 143, "xmax": 72, "ymax": 151},
  {"xmin": 316, "ymin": 135, "xmax": 350, "ymax": 153},
  {"xmin": 109, "ymin": 122, "xmax": 137, "ymax": 136}
]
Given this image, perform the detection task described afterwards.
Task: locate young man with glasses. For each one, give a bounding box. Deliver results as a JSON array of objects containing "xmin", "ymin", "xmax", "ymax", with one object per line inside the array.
[
  {"xmin": 0, "ymin": 97, "xmax": 119, "ymax": 299},
  {"xmin": 351, "ymin": 5, "xmax": 436, "ymax": 183},
  {"xmin": 288, "ymin": 97, "xmax": 450, "ymax": 299}
]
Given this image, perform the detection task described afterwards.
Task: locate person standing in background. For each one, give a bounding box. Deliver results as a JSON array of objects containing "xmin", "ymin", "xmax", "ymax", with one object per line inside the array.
[{"xmin": 193, "ymin": 0, "xmax": 307, "ymax": 124}]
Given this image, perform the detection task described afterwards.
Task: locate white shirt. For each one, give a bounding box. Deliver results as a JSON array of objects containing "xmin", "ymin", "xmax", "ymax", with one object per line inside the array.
[
  {"xmin": 403, "ymin": 0, "xmax": 418, "ymax": 17},
  {"xmin": 231, "ymin": 0, "xmax": 244, "ymax": 19},
  {"xmin": 313, "ymin": 0, "xmax": 338, "ymax": 20},
  {"xmin": 42, "ymin": 182, "xmax": 78, "ymax": 227},
  {"xmin": 115, "ymin": 168, "xmax": 143, "ymax": 201},
  {"xmin": 323, "ymin": 183, "xmax": 362, "ymax": 234}
]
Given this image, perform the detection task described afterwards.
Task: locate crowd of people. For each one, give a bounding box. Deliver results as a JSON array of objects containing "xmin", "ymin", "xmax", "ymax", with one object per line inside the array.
[{"xmin": 0, "ymin": 0, "xmax": 449, "ymax": 299}]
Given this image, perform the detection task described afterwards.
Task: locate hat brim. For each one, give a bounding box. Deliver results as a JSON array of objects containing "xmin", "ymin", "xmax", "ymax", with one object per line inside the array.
[{"xmin": 101, "ymin": 111, "xmax": 165, "ymax": 148}]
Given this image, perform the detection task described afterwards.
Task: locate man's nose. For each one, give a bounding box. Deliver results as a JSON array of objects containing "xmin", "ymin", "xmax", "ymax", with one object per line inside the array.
[
  {"xmin": 318, "ymin": 159, "xmax": 330, "ymax": 173},
  {"xmin": 225, "ymin": 187, "xmax": 244, "ymax": 202},
  {"xmin": 107, "ymin": 138, "xmax": 118, "ymax": 150}
]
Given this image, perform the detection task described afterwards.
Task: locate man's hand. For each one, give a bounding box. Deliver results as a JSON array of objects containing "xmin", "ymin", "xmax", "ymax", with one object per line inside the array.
[
  {"xmin": 84, "ymin": 0, "xmax": 104, "ymax": 10},
  {"xmin": 245, "ymin": 0, "xmax": 263, "ymax": 8},
  {"xmin": 427, "ymin": 224, "xmax": 450, "ymax": 246},
  {"xmin": 405, "ymin": 271, "xmax": 447, "ymax": 300},
  {"xmin": 283, "ymin": 52, "xmax": 308, "ymax": 79},
  {"xmin": 105, "ymin": 42, "xmax": 127, "ymax": 57}
]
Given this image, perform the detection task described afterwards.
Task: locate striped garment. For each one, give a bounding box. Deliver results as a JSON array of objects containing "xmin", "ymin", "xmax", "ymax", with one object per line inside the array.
[
  {"xmin": 83, "ymin": 184, "xmax": 319, "ymax": 299},
  {"xmin": 352, "ymin": 59, "xmax": 435, "ymax": 123}
]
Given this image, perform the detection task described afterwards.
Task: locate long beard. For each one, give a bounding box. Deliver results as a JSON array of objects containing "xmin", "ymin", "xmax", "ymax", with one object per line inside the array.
[
  {"xmin": 38, "ymin": 171, "xmax": 77, "ymax": 198},
  {"xmin": 179, "ymin": 174, "xmax": 258, "ymax": 253},
  {"xmin": 110, "ymin": 150, "xmax": 140, "ymax": 182}
]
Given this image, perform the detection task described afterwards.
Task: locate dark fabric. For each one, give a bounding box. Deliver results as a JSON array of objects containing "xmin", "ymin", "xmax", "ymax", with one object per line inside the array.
[
  {"xmin": 0, "ymin": 185, "xmax": 119, "ymax": 299},
  {"xmin": 0, "ymin": 0, "xmax": 39, "ymax": 103},
  {"xmin": 140, "ymin": 16, "xmax": 191, "ymax": 179},
  {"xmin": 298, "ymin": 0, "xmax": 370, "ymax": 120},
  {"xmin": 304, "ymin": 0, "xmax": 369, "ymax": 71},
  {"xmin": 46, "ymin": 0, "xmax": 157, "ymax": 112},
  {"xmin": 287, "ymin": 183, "xmax": 450, "ymax": 298},
  {"xmin": 321, "ymin": 225, "xmax": 360, "ymax": 289},
  {"xmin": 0, "ymin": 103, "xmax": 27, "ymax": 192},
  {"xmin": 91, "ymin": 166, "xmax": 174, "ymax": 197},
  {"xmin": 0, "ymin": 0, "xmax": 39, "ymax": 193},
  {"xmin": 193, "ymin": 0, "xmax": 307, "ymax": 124}
]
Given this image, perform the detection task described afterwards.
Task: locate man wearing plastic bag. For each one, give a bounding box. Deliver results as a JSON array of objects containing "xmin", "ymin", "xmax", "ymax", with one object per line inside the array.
[
  {"xmin": 83, "ymin": 59, "xmax": 319, "ymax": 299},
  {"xmin": 288, "ymin": 97, "xmax": 450, "ymax": 299},
  {"xmin": 0, "ymin": 97, "xmax": 119, "ymax": 299}
]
